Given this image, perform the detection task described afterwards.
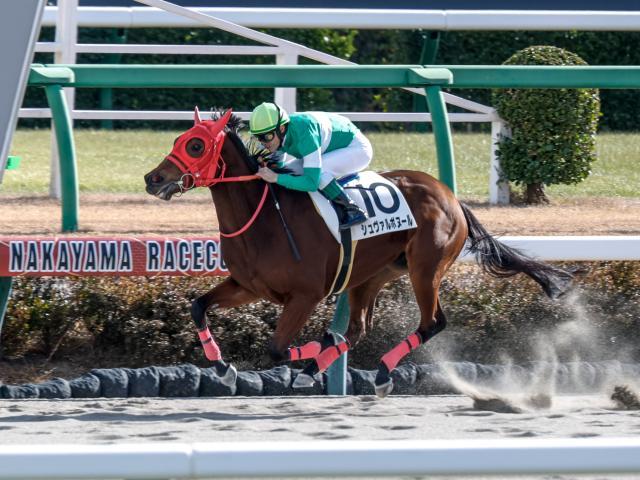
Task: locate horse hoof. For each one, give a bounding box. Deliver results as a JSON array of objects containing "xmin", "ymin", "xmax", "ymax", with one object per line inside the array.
[
  {"xmin": 292, "ymin": 373, "xmax": 315, "ymax": 389},
  {"xmin": 220, "ymin": 363, "xmax": 237, "ymax": 387},
  {"xmin": 375, "ymin": 379, "xmax": 394, "ymax": 398},
  {"xmin": 212, "ymin": 361, "xmax": 237, "ymax": 387},
  {"xmin": 321, "ymin": 331, "xmax": 346, "ymax": 349}
]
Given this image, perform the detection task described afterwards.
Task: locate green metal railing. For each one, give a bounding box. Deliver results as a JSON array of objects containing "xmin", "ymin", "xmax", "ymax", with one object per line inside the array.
[
  {"xmin": 5, "ymin": 156, "xmax": 20, "ymax": 170},
  {"xmin": 28, "ymin": 66, "xmax": 78, "ymax": 232},
  {"xmin": 433, "ymin": 65, "xmax": 640, "ymax": 89},
  {"xmin": 28, "ymin": 64, "xmax": 456, "ymax": 233},
  {"xmin": 326, "ymin": 294, "xmax": 350, "ymax": 394},
  {"xmin": 27, "ymin": 63, "xmax": 640, "ymax": 233},
  {"xmin": 33, "ymin": 64, "xmax": 452, "ymax": 89},
  {"xmin": 0, "ymin": 277, "xmax": 10, "ymax": 348}
]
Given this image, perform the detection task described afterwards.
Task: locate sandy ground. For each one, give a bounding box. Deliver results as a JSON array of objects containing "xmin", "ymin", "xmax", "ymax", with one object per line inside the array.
[
  {"xmin": 1, "ymin": 393, "xmax": 640, "ymax": 480},
  {"xmin": 0, "ymin": 394, "xmax": 637, "ymax": 445},
  {"xmin": 0, "ymin": 194, "xmax": 639, "ymax": 236}
]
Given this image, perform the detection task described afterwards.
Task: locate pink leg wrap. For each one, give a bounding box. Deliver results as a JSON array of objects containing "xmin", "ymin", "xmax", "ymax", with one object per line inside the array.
[
  {"xmin": 381, "ymin": 332, "xmax": 422, "ymax": 372},
  {"xmin": 288, "ymin": 341, "xmax": 322, "ymax": 361},
  {"xmin": 315, "ymin": 341, "xmax": 349, "ymax": 373},
  {"xmin": 198, "ymin": 327, "xmax": 222, "ymax": 361}
]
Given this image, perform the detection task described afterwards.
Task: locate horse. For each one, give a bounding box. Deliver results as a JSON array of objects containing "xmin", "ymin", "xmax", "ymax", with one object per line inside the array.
[{"xmin": 144, "ymin": 108, "xmax": 573, "ymax": 397}]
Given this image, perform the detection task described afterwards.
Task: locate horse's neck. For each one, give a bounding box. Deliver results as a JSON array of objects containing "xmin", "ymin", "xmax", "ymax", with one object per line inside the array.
[
  {"xmin": 210, "ymin": 146, "xmax": 265, "ymax": 238},
  {"xmin": 210, "ymin": 180, "xmax": 262, "ymax": 218}
]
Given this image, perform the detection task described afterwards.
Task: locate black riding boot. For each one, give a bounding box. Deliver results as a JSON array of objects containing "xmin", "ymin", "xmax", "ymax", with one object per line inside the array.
[
  {"xmin": 332, "ymin": 191, "xmax": 368, "ymax": 230},
  {"xmin": 320, "ymin": 179, "xmax": 368, "ymax": 230}
]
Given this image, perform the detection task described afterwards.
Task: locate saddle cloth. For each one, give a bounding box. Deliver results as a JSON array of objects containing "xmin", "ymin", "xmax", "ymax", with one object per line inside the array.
[{"xmin": 310, "ymin": 171, "xmax": 417, "ymax": 243}]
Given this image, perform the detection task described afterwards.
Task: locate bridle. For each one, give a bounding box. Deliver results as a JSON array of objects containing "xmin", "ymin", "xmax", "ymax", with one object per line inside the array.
[{"xmin": 165, "ymin": 107, "xmax": 268, "ymax": 238}]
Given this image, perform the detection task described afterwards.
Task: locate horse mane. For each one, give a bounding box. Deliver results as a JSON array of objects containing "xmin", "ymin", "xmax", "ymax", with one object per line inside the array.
[
  {"xmin": 211, "ymin": 108, "xmax": 296, "ymax": 175},
  {"xmin": 207, "ymin": 109, "xmax": 257, "ymax": 173}
]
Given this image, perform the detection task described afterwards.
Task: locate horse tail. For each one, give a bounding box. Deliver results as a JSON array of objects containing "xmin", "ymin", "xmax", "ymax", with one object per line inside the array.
[{"xmin": 459, "ymin": 202, "xmax": 573, "ymax": 299}]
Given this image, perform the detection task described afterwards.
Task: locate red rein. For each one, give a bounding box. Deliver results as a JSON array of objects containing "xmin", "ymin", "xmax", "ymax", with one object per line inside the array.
[
  {"xmin": 219, "ymin": 183, "xmax": 268, "ymax": 238},
  {"xmin": 165, "ymin": 108, "xmax": 266, "ymax": 238}
]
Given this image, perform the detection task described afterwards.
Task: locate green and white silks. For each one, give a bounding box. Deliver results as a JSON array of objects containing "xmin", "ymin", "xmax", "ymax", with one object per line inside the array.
[{"xmin": 275, "ymin": 112, "xmax": 372, "ymax": 192}]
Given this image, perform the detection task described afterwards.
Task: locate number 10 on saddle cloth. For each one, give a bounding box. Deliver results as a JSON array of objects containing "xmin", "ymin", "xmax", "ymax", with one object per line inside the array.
[{"xmin": 310, "ymin": 171, "xmax": 417, "ymax": 243}]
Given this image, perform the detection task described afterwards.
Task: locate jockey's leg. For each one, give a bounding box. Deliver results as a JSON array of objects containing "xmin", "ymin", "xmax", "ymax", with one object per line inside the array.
[
  {"xmin": 191, "ymin": 277, "xmax": 258, "ymax": 384},
  {"xmin": 319, "ymin": 177, "xmax": 368, "ymax": 230},
  {"xmin": 322, "ymin": 130, "xmax": 373, "ymax": 176},
  {"xmin": 319, "ymin": 132, "xmax": 373, "ymax": 231}
]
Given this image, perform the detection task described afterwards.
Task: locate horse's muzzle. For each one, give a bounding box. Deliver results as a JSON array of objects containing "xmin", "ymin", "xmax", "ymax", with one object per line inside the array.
[
  {"xmin": 144, "ymin": 171, "xmax": 162, "ymax": 186},
  {"xmin": 144, "ymin": 170, "xmax": 177, "ymax": 200}
]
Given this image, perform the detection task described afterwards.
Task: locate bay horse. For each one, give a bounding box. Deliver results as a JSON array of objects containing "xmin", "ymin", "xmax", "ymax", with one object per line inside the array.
[{"xmin": 144, "ymin": 108, "xmax": 573, "ymax": 397}]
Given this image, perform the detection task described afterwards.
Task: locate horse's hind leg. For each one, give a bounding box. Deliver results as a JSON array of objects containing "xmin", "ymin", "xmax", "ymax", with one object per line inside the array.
[
  {"xmin": 375, "ymin": 292, "xmax": 448, "ymax": 397},
  {"xmin": 192, "ymin": 277, "xmax": 258, "ymax": 384},
  {"xmin": 346, "ymin": 267, "xmax": 403, "ymax": 347},
  {"xmin": 374, "ymin": 242, "xmax": 454, "ymax": 397}
]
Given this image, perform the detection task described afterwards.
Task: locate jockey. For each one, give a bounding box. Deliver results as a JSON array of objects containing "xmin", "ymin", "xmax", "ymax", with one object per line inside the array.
[{"xmin": 249, "ymin": 102, "xmax": 371, "ymax": 231}]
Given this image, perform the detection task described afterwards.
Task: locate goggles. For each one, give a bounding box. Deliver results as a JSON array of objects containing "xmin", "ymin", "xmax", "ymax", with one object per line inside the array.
[{"xmin": 255, "ymin": 130, "xmax": 277, "ymax": 143}]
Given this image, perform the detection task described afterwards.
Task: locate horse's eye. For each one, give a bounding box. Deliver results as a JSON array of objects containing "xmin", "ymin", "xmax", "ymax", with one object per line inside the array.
[{"xmin": 186, "ymin": 138, "xmax": 205, "ymax": 158}]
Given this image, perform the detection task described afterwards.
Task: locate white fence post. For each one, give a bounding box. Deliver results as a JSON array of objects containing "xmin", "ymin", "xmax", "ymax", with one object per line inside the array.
[
  {"xmin": 275, "ymin": 51, "xmax": 298, "ymax": 112},
  {"xmin": 489, "ymin": 119, "xmax": 510, "ymax": 205},
  {"xmin": 49, "ymin": 0, "xmax": 78, "ymax": 200}
]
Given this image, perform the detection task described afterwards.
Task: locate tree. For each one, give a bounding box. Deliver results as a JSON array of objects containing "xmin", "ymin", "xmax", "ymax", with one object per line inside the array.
[{"xmin": 492, "ymin": 46, "xmax": 600, "ymax": 204}]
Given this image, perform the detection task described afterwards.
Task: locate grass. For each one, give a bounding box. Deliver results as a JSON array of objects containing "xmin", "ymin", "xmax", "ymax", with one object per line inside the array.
[{"xmin": 4, "ymin": 129, "xmax": 640, "ymax": 199}]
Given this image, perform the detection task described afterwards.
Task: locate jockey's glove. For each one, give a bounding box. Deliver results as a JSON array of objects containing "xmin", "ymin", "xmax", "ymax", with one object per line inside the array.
[{"xmin": 264, "ymin": 151, "xmax": 285, "ymax": 169}]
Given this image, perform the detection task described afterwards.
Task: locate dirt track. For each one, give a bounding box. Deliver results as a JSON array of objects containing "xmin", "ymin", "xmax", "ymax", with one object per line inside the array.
[
  {"xmin": 1, "ymin": 194, "xmax": 639, "ymax": 236},
  {"xmin": 0, "ymin": 394, "xmax": 637, "ymax": 445}
]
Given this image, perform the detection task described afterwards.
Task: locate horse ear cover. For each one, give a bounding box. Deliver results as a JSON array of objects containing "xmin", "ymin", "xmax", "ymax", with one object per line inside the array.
[{"xmin": 208, "ymin": 109, "xmax": 233, "ymax": 136}]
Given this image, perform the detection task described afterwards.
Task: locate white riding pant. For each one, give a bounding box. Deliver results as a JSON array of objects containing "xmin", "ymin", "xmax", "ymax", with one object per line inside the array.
[{"xmin": 318, "ymin": 130, "xmax": 373, "ymax": 189}]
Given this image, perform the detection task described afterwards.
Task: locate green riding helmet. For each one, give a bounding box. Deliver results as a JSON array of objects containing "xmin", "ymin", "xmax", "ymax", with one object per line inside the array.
[{"xmin": 249, "ymin": 102, "xmax": 290, "ymax": 135}]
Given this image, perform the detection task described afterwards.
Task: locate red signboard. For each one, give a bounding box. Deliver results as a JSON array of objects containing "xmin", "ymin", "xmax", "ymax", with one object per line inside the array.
[{"xmin": 0, "ymin": 237, "xmax": 228, "ymax": 277}]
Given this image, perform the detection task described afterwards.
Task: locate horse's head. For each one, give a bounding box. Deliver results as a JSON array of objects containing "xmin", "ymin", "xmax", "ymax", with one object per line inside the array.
[{"xmin": 144, "ymin": 107, "xmax": 234, "ymax": 200}]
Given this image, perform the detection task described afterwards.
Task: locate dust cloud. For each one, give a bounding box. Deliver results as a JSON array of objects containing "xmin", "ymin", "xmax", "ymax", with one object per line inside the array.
[{"xmin": 434, "ymin": 291, "xmax": 640, "ymax": 413}]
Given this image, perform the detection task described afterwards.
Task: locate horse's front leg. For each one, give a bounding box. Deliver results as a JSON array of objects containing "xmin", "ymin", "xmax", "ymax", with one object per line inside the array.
[
  {"xmin": 192, "ymin": 277, "xmax": 258, "ymax": 385},
  {"xmin": 292, "ymin": 330, "xmax": 351, "ymax": 389},
  {"xmin": 266, "ymin": 294, "xmax": 322, "ymax": 372}
]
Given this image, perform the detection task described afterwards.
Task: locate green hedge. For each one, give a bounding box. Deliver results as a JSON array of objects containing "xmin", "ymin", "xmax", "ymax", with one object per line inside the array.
[
  {"xmin": 492, "ymin": 46, "xmax": 600, "ymax": 194},
  {"xmin": 2, "ymin": 262, "xmax": 638, "ymax": 371},
  {"xmin": 22, "ymin": 28, "xmax": 640, "ymax": 131}
]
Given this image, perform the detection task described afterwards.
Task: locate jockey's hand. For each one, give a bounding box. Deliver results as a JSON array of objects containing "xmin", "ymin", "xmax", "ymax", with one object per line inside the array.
[
  {"xmin": 257, "ymin": 166, "xmax": 278, "ymax": 183},
  {"xmin": 258, "ymin": 151, "xmax": 284, "ymax": 169}
]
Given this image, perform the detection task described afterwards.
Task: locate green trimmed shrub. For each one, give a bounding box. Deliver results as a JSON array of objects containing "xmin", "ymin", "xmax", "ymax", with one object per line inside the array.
[{"xmin": 492, "ymin": 46, "xmax": 600, "ymax": 203}]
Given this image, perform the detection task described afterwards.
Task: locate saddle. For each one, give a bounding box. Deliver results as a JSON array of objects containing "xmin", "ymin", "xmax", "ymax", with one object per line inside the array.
[{"xmin": 309, "ymin": 171, "xmax": 417, "ymax": 295}]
